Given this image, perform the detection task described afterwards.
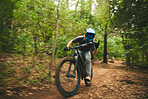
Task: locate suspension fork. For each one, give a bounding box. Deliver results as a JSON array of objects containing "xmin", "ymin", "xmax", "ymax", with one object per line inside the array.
[
  {"xmin": 66, "ymin": 59, "xmax": 77, "ymax": 78},
  {"xmin": 66, "ymin": 50, "xmax": 80, "ymax": 78}
]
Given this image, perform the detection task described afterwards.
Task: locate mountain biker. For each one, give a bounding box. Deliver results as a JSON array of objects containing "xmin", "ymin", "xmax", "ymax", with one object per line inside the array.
[{"xmin": 64, "ymin": 28, "xmax": 99, "ymax": 81}]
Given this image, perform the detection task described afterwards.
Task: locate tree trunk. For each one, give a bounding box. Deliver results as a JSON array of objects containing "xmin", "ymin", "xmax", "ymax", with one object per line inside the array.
[
  {"xmin": 125, "ymin": 3, "xmax": 131, "ymax": 67},
  {"xmin": 33, "ymin": 32, "xmax": 38, "ymax": 53},
  {"xmin": 88, "ymin": 0, "xmax": 92, "ymax": 14},
  {"xmin": 49, "ymin": 0, "xmax": 60, "ymax": 76},
  {"xmin": 126, "ymin": 53, "xmax": 131, "ymax": 67},
  {"xmin": 75, "ymin": 0, "xmax": 79, "ymax": 11},
  {"xmin": 80, "ymin": 0, "xmax": 85, "ymax": 18},
  {"xmin": 66, "ymin": 0, "xmax": 69, "ymax": 10},
  {"xmin": 145, "ymin": 53, "xmax": 148, "ymax": 64},
  {"xmin": 142, "ymin": 52, "xmax": 144, "ymax": 63},
  {"xmin": 122, "ymin": 33, "xmax": 131, "ymax": 67},
  {"xmin": 103, "ymin": 24, "xmax": 107, "ymax": 63}
]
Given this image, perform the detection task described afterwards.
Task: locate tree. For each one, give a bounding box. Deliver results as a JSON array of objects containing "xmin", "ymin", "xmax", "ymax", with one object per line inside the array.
[
  {"xmin": 112, "ymin": 0, "xmax": 148, "ymax": 66},
  {"xmin": 0, "ymin": 0, "xmax": 20, "ymax": 52},
  {"xmin": 95, "ymin": 0, "xmax": 111, "ymax": 63},
  {"xmin": 11, "ymin": 0, "xmax": 56, "ymax": 53},
  {"xmin": 49, "ymin": 0, "xmax": 60, "ymax": 76}
]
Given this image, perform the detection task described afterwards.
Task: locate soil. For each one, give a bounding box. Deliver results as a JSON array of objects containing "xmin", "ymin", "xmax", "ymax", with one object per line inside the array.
[{"xmin": 1, "ymin": 60, "xmax": 148, "ymax": 99}]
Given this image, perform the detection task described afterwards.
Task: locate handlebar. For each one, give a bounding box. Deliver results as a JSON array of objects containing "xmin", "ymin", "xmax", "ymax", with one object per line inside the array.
[{"xmin": 69, "ymin": 43, "xmax": 92, "ymax": 50}]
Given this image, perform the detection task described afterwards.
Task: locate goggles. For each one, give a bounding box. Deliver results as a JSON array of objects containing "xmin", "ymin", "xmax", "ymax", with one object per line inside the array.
[{"xmin": 87, "ymin": 33, "xmax": 95, "ymax": 39}]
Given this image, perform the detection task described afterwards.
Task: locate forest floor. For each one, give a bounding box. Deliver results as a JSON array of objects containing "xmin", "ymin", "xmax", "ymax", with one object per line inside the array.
[{"xmin": 0, "ymin": 58, "xmax": 148, "ymax": 99}]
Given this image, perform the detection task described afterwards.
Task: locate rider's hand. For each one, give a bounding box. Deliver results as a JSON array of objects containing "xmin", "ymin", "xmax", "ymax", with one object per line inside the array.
[
  {"xmin": 64, "ymin": 47, "xmax": 70, "ymax": 51},
  {"xmin": 95, "ymin": 40, "xmax": 100, "ymax": 49}
]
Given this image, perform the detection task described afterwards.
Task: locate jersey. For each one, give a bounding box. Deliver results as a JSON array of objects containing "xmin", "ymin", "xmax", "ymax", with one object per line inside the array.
[{"xmin": 72, "ymin": 36, "xmax": 96, "ymax": 51}]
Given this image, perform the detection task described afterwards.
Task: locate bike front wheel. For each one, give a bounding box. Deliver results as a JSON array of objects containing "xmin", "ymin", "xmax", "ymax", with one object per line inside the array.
[{"xmin": 55, "ymin": 57, "xmax": 80, "ymax": 97}]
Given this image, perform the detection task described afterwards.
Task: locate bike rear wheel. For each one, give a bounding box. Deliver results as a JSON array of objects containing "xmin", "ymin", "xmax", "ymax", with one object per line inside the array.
[{"xmin": 56, "ymin": 58, "xmax": 80, "ymax": 97}]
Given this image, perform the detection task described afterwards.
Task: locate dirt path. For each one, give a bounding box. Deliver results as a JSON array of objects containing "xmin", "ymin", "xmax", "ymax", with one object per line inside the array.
[{"xmin": 1, "ymin": 60, "xmax": 148, "ymax": 99}]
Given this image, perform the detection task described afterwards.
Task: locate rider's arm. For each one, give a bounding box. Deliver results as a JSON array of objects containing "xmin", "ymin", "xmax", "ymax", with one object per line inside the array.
[
  {"xmin": 66, "ymin": 36, "xmax": 82, "ymax": 48},
  {"xmin": 92, "ymin": 40, "xmax": 99, "ymax": 55},
  {"xmin": 67, "ymin": 40, "xmax": 73, "ymax": 48},
  {"xmin": 92, "ymin": 49, "xmax": 98, "ymax": 55}
]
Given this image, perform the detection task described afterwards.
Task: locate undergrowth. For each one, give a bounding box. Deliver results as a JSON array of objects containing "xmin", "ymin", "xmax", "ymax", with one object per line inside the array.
[{"xmin": 0, "ymin": 53, "xmax": 53, "ymax": 90}]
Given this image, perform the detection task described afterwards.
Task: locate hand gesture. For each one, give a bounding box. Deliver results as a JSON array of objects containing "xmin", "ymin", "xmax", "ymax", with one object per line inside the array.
[{"xmin": 95, "ymin": 40, "xmax": 100, "ymax": 49}]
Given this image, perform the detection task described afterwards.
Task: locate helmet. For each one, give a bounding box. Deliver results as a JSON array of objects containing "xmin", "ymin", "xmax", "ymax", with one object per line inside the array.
[{"xmin": 85, "ymin": 28, "xmax": 96, "ymax": 42}]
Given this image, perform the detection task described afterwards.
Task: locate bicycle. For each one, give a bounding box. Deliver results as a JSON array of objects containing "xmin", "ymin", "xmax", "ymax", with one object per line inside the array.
[{"xmin": 55, "ymin": 43, "xmax": 93, "ymax": 97}]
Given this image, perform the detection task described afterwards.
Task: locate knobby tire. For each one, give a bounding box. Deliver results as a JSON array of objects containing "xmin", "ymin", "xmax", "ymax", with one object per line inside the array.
[{"xmin": 55, "ymin": 57, "xmax": 80, "ymax": 97}]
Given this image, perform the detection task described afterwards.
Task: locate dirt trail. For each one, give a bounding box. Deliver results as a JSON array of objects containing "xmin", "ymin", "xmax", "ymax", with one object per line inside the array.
[{"xmin": 1, "ymin": 60, "xmax": 148, "ymax": 99}]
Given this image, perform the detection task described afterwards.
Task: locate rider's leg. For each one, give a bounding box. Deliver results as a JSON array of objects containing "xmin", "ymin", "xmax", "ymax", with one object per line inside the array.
[{"xmin": 84, "ymin": 51, "xmax": 92, "ymax": 78}]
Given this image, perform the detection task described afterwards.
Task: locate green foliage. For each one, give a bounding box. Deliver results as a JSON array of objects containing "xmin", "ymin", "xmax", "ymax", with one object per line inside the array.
[
  {"xmin": 0, "ymin": 0, "xmax": 147, "ymax": 67},
  {"xmin": 0, "ymin": 0, "xmax": 20, "ymax": 52},
  {"xmin": 112, "ymin": 0, "xmax": 148, "ymax": 66},
  {"xmin": 107, "ymin": 36, "xmax": 125, "ymax": 58}
]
